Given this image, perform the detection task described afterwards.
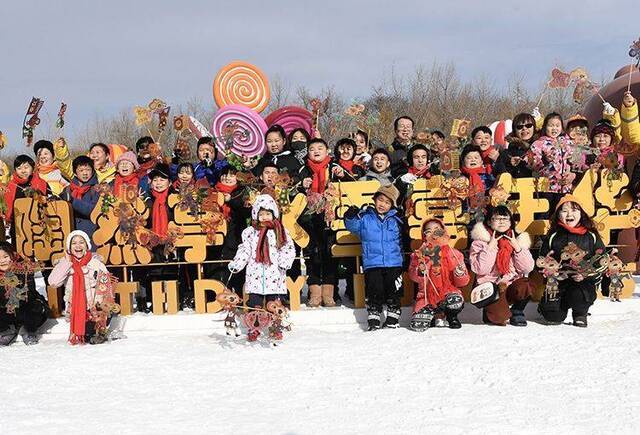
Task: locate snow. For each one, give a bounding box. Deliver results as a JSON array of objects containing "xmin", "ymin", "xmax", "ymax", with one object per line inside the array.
[{"xmin": 3, "ymin": 298, "xmax": 640, "ymax": 435}]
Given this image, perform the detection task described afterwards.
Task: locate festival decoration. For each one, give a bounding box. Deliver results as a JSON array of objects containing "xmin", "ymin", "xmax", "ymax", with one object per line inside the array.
[
  {"xmin": 22, "ymin": 97, "xmax": 44, "ymax": 146},
  {"xmin": 213, "ymin": 61, "xmax": 270, "ymax": 113},
  {"xmin": 266, "ymin": 299, "xmax": 291, "ymax": 342},
  {"xmin": 547, "ymin": 67, "xmax": 572, "ymax": 89},
  {"xmin": 0, "ymin": 130, "xmax": 6, "ymax": 150},
  {"xmin": 450, "ymin": 119, "xmax": 471, "ymax": 138},
  {"xmin": 188, "ymin": 116, "xmax": 212, "ymax": 139},
  {"xmin": 243, "ymin": 309, "xmax": 273, "ymax": 342},
  {"xmin": 216, "ymin": 288, "xmax": 242, "ymax": 337},
  {"xmin": 309, "ymin": 98, "xmax": 325, "ymax": 133},
  {"xmin": 211, "ymin": 104, "xmax": 267, "ymax": 157},
  {"xmin": 56, "ymin": 102, "xmax": 67, "ymax": 129},
  {"xmin": 264, "ymin": 106, "xmax": 314, "ymax": 135},
  {"xmin": 488, "ymin": 119, "xmax": 512, "ymax": 148}
]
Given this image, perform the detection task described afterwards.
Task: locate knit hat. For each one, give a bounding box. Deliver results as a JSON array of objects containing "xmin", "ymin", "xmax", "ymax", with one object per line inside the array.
[
  {"xmin": 555, "ymin": 194, "xmax": 585, "ymax": 212},
  {"xmin": 251, "ymin": 194, "xmax": 280, "ymax": 220},
  {"xmin": 66, "ymin": 230, "xmax": 92, "ymax": 252},
  {"xmin": 115, "ymin": 151, "xmax": 140, "ymax": 170},
  {"xmin": 590, "ymin": 120, "xmax": 617, "ymax": 143},
  {"xmin": 33, "ymin": 140, "xmax": 54, "ymax": 157},
  {"xmin": 566, "ymin": 114, "xmax": 589, "ymax": 132},
  {"xmin": 373, "ymin": 184, "xmax": 400, "ymax": 205}
]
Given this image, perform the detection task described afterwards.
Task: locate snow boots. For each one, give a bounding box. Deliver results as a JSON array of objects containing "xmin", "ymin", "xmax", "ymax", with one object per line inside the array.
[
  {"xmin": 573, "ymin": 315, "xmax": 588, "ymax": 328},
  {"xmin": 367, "ymin": 310, "xmax": 381, "ymax": 331},
  {"xmin": 383, "ymin": 307, "xmax": 401, "ymax": 328},
  {"xmin": 509, "ymin": 299, "xmax": 529, "ymax": 326},
  {"xmin": 410, "ymin": 307, "xmax": 434, "ymax": 332},
  {"xmin": 0, "ymin": 326, "xmax": 19, "ymax": 346},
  {"xmin": 307, "ymin": 285, "xmax": 322, "ymax": 308},
  {"xmin": 321, "ymin": 285, "xmax": 336, "ymax": 307},
  {"xmin": 441, "ymin": 293, "xmax": 464, "ymax": 329}
]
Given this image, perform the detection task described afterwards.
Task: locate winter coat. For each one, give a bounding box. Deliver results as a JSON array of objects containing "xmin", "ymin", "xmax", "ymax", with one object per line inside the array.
[
  {"xmin": 253, "ymin": 151, "xmax": 302, "ymax": 181},
  {"xmin": 539, "ymin": 226, "xmax": 605, "ymax": 302},
  {"xmin": 359, "ymin": 169, "xmax": 394, "ymax": 186},
  {"xmin": 469, "ymin": 223, "xmax": 535, "ymax": 287},
  {"xmin": 228, "ymin": 195, "xmax": 296, "ymax": 295},
  {"xmin": 493, "ymin": 136, "xmax": 533, "ymax": 178},
  {"xmin": 529, "ymin": 135, "xmax": 577, "ymax": 193},
  {"xmin": 0, "ymin": 270, "xmax": 49, "ymax": 333},
  {"xmin": 604, "ymin": 101, "xmax": 640, "ymax": 147},
  {"xmin": 220, "ymin": 186, "xmax": 251, "ymax": 260},
  {"xmin": 37, "ymin": 166, "xmax": 69, "ymax": 196},
  {"xmin": 344, "ymin": 206, "xmax": 404, "ymax": 270},
  {"xmin": 194, "ymin": 159, "xmax": 229, "ymax": 186},
  {"xmin": 48, "ymin": 254, "xmax": 110, "ymax": 316},
  {"xmin": 64, "ymin": 174, "xmax": 100, "ymax": 235}
]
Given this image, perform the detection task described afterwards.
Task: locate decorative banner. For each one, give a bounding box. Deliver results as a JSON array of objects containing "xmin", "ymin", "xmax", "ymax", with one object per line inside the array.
[
  {"xmin": 0, "ymin": 130, "xmax": 6, "ymax": 150},
  {"xmin": 13, "ymin": 198, "xmax": 71, "ymax": 263},
  {"xmin": 547, "ymin": 67, "xmax": 572, "ymax": 89},
  {"xmin": 188, "ymin": 116, "xmax": 212, "ymax": 139},
  {"xmin": 22, "ymin": 97, "xmax": 44, "ymax": 146},
  {"xmin": 264, "ymin": 106, "xmax": 314, "ymax": 135},
  {"xmin": 56, "ymin": 102, "xmax": 67, "ymax": 129},
  {"xmin": 629, "ymin": 37, "xmax": 640, "ymax": 61},
  {"xmin": 450, "ymin": 119, "xmax": 471, "ymax": 138},
  {"xmin": 213, "ymin": 61, "xmax": 270, "ymax": 113},
  {"xmin": 211, "ymin": 104, "xmax": 267, "ymax": 157}
]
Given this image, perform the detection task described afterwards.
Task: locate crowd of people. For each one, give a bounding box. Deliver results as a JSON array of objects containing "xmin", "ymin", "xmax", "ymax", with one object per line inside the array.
[{"xmin": 1, "ymin": 91, "xmax": 639, "ymax": 345}]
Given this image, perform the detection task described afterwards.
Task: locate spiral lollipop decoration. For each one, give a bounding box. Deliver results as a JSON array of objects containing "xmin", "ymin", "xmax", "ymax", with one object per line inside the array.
[
  {"xmin": 264, "ymin": 106, "xmax": 314, "ymax": 136},
  {"xmin": 211, "ymin": 104, "xmax": 267, "ymax": 157},
  {"xmin": 213, "ymin": 61, "xmax": 270, "ymax": 113}
]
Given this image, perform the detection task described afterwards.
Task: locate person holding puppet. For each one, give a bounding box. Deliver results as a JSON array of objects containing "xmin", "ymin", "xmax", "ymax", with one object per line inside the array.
[{"xmin": 408, "ymin": 219, "xmax": 469, "ymax": 331}]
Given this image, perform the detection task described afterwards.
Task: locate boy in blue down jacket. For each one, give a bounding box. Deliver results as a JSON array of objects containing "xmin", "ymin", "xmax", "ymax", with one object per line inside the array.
[
  {"xmin": 345, "ymin": 184, "xmax": 404, "ymax": 331},
  {"xmin": 63, "ymin": 156, "xmax": 100, "ymax": 239}
]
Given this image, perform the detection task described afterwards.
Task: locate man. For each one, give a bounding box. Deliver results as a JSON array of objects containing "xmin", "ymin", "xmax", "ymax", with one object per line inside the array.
[{"xmin": 389, "ymin": 116, "xmax": 415, "ymax": 177}]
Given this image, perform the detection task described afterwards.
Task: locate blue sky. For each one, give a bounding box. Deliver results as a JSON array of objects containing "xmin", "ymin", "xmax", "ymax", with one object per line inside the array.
[{"xmin": 0, "ymin": 0, "xmax": 636, "ymax": 156}]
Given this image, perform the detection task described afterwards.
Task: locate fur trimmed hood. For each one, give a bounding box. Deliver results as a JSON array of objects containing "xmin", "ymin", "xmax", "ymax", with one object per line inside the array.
[{"xmin": 470, "ymin": 222, "xmax": 531, "ymax": 250}]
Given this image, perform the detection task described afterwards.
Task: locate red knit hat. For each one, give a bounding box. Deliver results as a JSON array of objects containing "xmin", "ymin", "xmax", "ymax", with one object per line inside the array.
[{"xmin": 590, "ymin": 120, "xmax": 617, "ymax": 143}]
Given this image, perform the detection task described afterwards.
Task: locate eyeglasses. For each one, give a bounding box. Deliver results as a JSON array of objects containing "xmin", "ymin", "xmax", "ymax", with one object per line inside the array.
[
  {"xmin": 490, "ymin": 217, "xmax": 511, "ymax": 223},
  {"xmin": 515, "ymin": 123, "xmax": 534, "ymax": 130}
]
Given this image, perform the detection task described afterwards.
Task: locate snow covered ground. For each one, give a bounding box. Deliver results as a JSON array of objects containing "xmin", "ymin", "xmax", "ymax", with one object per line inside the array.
[{"xmin": 3, "ymin": 296, "xmax": 640, "ymax": 434}]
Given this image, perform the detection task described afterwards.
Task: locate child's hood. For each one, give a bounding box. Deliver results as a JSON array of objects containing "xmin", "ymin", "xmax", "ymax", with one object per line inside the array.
[
  {"xmin": 251, "ymin": 194, "xmax": 280, "ymax": 220},
  {"xmin": 470, "ymin": 221, "xmax": 531, "ymax": 249}
]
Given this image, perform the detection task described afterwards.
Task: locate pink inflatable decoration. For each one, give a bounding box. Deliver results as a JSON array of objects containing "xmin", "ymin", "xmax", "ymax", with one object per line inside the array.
[
  {"xmin": 211, "ymin": 104, "xmax": 267, "ymax": 157},
  {"xmin": 264, "ymin": 106, "xmax": 314, "ymax": 136},
  {"xmin": 489, "ymin": 119, "xmax": 512, "ymax": 149}
]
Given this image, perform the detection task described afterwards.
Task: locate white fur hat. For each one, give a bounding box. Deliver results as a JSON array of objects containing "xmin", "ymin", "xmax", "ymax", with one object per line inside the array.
[
  {"xmin": 251, "ymin": 194, "xmax": 280, "ymax": 220},
  {"xmin": 66, "ymin": 230, "xmax": 92, "ymax": 252}
]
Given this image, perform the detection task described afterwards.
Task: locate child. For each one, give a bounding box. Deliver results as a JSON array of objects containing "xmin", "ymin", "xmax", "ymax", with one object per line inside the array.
[
  {"xmin": 359, "ymin": 148, "xmax": 394, "ymax": 186},
  {"xmin": 408, "ymin": 219, "xmax": 469, "ymax": 331},
  {"xmin": 588, "ymin": 120, "xmax": 624, "ymax": 170},
  {"xmin": 89, "ymin": 143, "xmax": 117, "ymax": 184},
  {"xmin": 538, "ymin": 195, "xmax": 605, "ymax": 327},
  {"xmin": 66, "ymin": 156, "xmax": 100, "ymax": 236},
  {"xmin": 471, "ymin": 126, "xmax": 499, "ymax": 172},
  {"xmin": 0, "ymin": 242, "xmax": 49, "ymax": 346},
  {"xmin": 344, "ymin": 184, "xmax": 404, "ymax": 330},
  {"xmin": 469, "ymin": 206, "xmax": 535, "ymax": 326},
  {"xmin": 173, "ymin": 162, "xmax": 195, "ymax": 190},
  {"xmin": 529, "ymin": 113, "xmax": 576, "ymax": 195},
  {"xmin": 112, "ymin": 151, "xmax": 140, "ymax": 199},
  {"xmin": 494, "ymin": 113, "xmax": 536, "ymax": 178},
  {"xmin": 254, "ymin": 125, "xmax": 301, "ymax": 180},
  {"xmin": 4, "ymin": 155, "xmax": 48, "ymax": 223},
  {"xmin": 135, "ymin": 136, "xmax": 165, "ymax": 193},
  {"xmin": 334, "ymin": 138, "xmax": 365, "ymax": 180},
  {"xmin": 228, "ymin": 194, "xmax": 295, "ymax": 316},
  {"xmin": 288, "ymin": 128, "xmax": 311, "ymax": 165},
  {"xmin": 33, "ymin": 139, "xmax": 69, "ymax": 196},
  {"xmin": 353, "ymin": 129, "xmax": 371, "ymax": 166},
  {"xmin": 459, "ymin": 145, "xmax": 495, "ymax": 202},
  {"xmin": 298, "ymin": 139, "xmax": 341, "ymax": 306},
  {"xmin": 48, "ymin": 231, "xmax": 113, "ymax": 344},
  {"xmin": 193, "ymin": 136, "xmax": 228, "ymax": 186}
]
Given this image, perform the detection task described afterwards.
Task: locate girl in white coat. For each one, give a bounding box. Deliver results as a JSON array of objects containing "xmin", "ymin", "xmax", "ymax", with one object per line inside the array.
[{"xmin": 228, "ymin": 194, "xmax": 295, "ymax": 308}]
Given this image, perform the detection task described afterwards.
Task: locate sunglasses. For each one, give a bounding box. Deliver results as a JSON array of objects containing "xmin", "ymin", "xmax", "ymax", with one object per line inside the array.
[{"xmin": 515, "ymin": 123, "xmax": 534, "ymax": 130}]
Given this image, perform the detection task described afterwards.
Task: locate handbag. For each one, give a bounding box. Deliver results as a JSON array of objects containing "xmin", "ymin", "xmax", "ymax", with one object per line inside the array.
[{"xmin": 470, "ymin": 282, "xmax": 500, "ymax": 308}]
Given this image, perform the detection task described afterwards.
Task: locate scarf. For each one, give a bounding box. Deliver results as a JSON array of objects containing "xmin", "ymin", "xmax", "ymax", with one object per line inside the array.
[
  {"xmin": 489, "ymin": 228, "xmax": 515, "ymax": 275},
  {"xmin": 214, "ymin": 182, "xmax": 237, "ymax": 220},
  {"xmin": 461, "ymin": 166, "xmax": 486, "ymax": 195},
  {"xmin": 172, "ymin": 179, "xmax": 194, "ymax": 190},
  {"xmin": 36, "ymin": 162, "xmax": 59, "ymax": 176},
  {"xmin": 4, "ymin": 172, "xmax": 47, "ymax": 221},
  {"xmin": 69, "ymin": 181, "xmax": 92, "ymax": 200},
  {"xmin": 253, "ymin": 219, "xmax": 286, "ymax": 265},
  {"xmin": 69, "ymin": 252, "xmax": 92, "ymax": 345},
  {"xmin": 339, "ymin": 159, "xmax": 355, "ymax": 174},
  {"xmin": 408, "ymin": 166, "xmax": 431, "ymax": 178},
  {"xmin": 480, "ymin": 148, "xmax": 494, "ymax": 173},
  {"xmin": 137, "ymin": 159, "xmax": 158, "ymax": 177},
  {"xmin": 113, "ymin": 173, "xmax": 139, "ymax": 197},
  {"xmin": 151, "ymin": 189, "xmax": 169, "ymax": 238},
  {"xmin": 558, "ymin": 222, "xmax": 588, "ymax": 235},
  {"xmin": 306, "ymin": 156, "xmax": 332, "ymax": 194}
]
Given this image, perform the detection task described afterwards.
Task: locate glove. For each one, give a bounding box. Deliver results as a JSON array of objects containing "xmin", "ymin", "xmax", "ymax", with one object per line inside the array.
[
  {"xmin": 344, "ymin": 205, "xmax": 359, "ymax": 219},
  {"xmin": 228, "ymin": 263, "xmax": 240, "ymax": 274},
  {"xmin": 603, "ymin": 102, "xmax": 616, "ymax": 116},
  {"xmin": 532, "ymin": 106, "xmax": 542, "ymax": 119},
  {"xmin": 400, "ymin": 173, "xmax": 418, "ymax": 184}
]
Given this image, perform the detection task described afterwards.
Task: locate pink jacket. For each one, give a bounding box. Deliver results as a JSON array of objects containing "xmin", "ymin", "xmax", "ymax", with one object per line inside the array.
[{"xmin": 469, "ymin": 223, "xmax": 535, "ymax": 287}]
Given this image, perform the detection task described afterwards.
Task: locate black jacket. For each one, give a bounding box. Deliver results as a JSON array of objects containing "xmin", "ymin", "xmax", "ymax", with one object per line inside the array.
[{"xmin": 493, "ymin": 136, "xmax": 533, "ymax": 178}]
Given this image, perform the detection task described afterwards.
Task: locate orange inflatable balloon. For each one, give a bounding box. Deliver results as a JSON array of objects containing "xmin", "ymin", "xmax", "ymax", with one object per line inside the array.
[{"xmin": 213, "ymin": 61, "xmax": 270, "ymax": 113}]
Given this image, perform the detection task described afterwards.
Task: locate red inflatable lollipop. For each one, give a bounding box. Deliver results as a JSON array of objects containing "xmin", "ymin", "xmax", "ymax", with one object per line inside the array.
[{"xmin": 264, "ymin": 106, "xmax": 314, "ymax": 136}]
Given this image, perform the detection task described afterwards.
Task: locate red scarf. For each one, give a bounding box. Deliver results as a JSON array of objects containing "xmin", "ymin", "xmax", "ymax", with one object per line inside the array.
[
  {"xmin": 558, "ymin": 222, "xmax": 588, "ymax": 235},
  {"xmin": 172, "ymin": 179, "xmax": 194, "ymax": 190},
  {"xmin": 489, "ymin": 228, "xmax": 515, "ymax": 275},
  {"xmin": 69, "ymin": 182, "xmax": 92, "ymax": 200},
  {"xmin": 137, "ymin": 159, "xmax": 157, "ymax": 176},
  {"xmin": 408, "ymin": 166, "xmax": 431, "ymax": 178},
  {"xmin": 113, "ymin": 173, "xmax": 139, "ymax": 197},
  {"xmin": 214, "ymin": 182, "xmax": 237, "ymax": 220},
  {"xmin": 461, "ymin": 166, "xmax": 486, "ymax": 195},
  {"xmin": 69, "ymin": 252, "xmax": 92, "ymax": 345},
  {"xmin": 306, "ymin": 157, "xmax": 332, "ymax": 194},
  {"xmin": 254, "ymin": 219, "xmax": 286, "ymax": 265},
  {"xmin": 151, "ymin": 189, "xmax": 169, "ymax": 238},
  {"xmin": 481, "ymin": 148, "xmax": 494, "ymax": 173},
  {"xmin": 4, "ymin": 172, "xmax": 47, "ymax": 221},
  {"xmin": 339, "ymin": 159, "xmax": 355, "ymax": 174}
]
